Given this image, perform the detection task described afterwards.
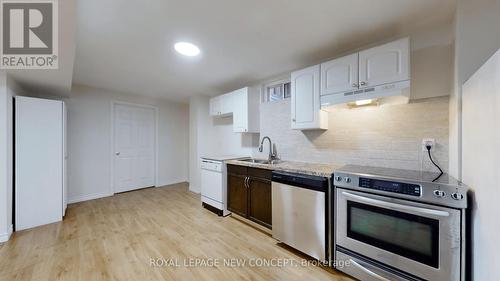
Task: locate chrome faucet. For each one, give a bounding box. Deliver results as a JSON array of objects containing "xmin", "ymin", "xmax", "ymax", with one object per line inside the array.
[{"xmin": 259, "ymin": 136, "xmax": 278, "ymax": 162}]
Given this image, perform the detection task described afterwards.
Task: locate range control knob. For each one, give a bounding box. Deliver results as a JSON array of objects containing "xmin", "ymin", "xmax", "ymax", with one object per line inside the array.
[
  {"xmin": 344, "ymin": 177, "xmax": 352, "ymax": 183},
  {"xmin": 334, "ymin": 176, "xmax": 342, "ymax": 182},
  {"xmin": 451, "ymin": 192, "xmax": 464, "ymax": 200},
  {"xmin": 433, "ymin": 190, "xmax": 446, "ymax": 197}
]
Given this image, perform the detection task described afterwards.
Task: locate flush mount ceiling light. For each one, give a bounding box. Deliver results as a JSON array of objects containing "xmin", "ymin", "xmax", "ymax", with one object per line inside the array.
[{"xmin": 174, "ymin": 42, "xmax": 200, "ymax": 57}]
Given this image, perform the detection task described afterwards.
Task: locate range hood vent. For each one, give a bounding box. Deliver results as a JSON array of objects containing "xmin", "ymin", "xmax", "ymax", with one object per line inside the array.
[{"xmin": 320, "ymin": 80, "xmax": 410, "ymax": 109}]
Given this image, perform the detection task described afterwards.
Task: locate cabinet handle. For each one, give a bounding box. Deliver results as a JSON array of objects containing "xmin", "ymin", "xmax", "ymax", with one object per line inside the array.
[
  {"xmin": 246, "ymin": 177, "xmax": 251, "ymax": 188},
  {"xmin": 352, "ymin": 83, "xmax": 358, "ymax": 88},
  {"xmin": 292, "ymin": 118, "xmax": 296, "ymax": 122},
  {"xmin": 244, "ymin": 177, "xmax": 248, "ymax": 188},
  {"xmin": 359, "ymin": 81, "xmax": 367, "ymax": 86}
]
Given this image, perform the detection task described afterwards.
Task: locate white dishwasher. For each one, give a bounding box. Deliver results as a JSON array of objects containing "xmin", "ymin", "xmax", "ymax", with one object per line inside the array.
[
  {"xmin": 272, "ymin": 171, "xmax": 329, "ymax": 261},
  {"xmin": 200, "ymin": 156, "xmax": 246, "ymax": 216}
]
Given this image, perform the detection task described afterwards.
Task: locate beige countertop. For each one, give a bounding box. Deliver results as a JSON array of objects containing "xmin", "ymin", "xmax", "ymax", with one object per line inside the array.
[{"xmin": 225, "ymin": 159, "xmax": 341, "ymax": 178}]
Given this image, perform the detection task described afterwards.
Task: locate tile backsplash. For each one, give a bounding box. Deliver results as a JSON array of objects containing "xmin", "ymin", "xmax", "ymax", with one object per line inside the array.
[{"xmin": 253, "ymin": 96, "xmax": 449, "ymax": 172}]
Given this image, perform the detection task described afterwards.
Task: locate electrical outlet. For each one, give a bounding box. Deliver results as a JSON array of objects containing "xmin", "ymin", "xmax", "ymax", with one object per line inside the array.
[{"xmin": 422, "ymin": 138, "xmax": 435, "ymax": 151}]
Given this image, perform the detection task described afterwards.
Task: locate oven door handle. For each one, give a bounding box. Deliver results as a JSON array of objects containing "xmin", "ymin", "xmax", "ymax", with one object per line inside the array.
[
  {"xmin": 349, "ymin": 259, "xmax": 391, "ymax": 281},
  {"xmin": 342, "ymin": 192, "xmax": 450, "ymax": 217}
]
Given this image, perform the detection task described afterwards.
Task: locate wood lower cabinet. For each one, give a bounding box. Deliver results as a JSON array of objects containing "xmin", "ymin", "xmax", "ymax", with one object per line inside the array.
[
  {"xmin": 227, "ymin": 173, "xmax": 248, "ymax": 217},
  {"xmin": 248, "ymin": 177, "xmax": 272, "ymax": 228},
  {"xmin": 227, "ymin": 164, "xmax": 272, "ymax": 229}
]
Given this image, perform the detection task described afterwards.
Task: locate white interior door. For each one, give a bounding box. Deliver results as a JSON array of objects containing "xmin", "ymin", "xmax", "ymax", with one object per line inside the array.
[
  {"xmin": 15, "ymin": 96, "xmax": 63, "ymax": 231},
  {"xmin": 113, "ymin": 104, "xmax": 155, "ymax": 193}
]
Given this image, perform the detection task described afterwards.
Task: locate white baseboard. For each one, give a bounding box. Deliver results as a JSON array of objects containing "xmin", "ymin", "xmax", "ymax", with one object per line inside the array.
[
  {"xmin": 68, "ymin": 192, "xmax": 113, "ymax": 204},
  {"xmin": 0, "ymin": 224, "xmax": 13, "ymax": 243},
  {"xmin": 188, "ymin": 186, "xmax": 200, "ymax": 194},
  {"xmin": 68, "ymin": 181, "xmax": 188, "ymax": 204},
  {"xmin": 156, "ymin": 179, "xmax": 188, "ymax": 187}
]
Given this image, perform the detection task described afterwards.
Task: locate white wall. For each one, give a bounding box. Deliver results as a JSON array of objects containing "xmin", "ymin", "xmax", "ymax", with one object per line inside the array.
[
  {"xmin": 0, "ymin": 72, "xmax": 14, "ymax": 242},
  {"xmin": 449, "ymin": 1, "xmax": 500, "ymax": 279},
  {"xmin": 188, "ymin": 95, "xmax": 255, "ymax": 193},
  {"xmin": 462, "ymin": 49, "xmax": 500, "ymax": 281},
  {"xmin": 410, "ymin": 22, "xmax": 454, "ymax": 100},
  {"xmin": 188, "ymin": 96, "xmax": 206, "ymax": 194},
  {"xmin": 450, "ymin": 0, "xmax": 500, "ymax": 179},
  {"xmin": 67, "ymin": 85, "xmax": 189, "ymax": 203}
]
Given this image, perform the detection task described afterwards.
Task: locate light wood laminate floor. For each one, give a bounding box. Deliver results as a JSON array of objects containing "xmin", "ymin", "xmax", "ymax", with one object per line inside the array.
[{"xmin": 0, "ymin": 183, "xmax": 354, "ymax": 281}]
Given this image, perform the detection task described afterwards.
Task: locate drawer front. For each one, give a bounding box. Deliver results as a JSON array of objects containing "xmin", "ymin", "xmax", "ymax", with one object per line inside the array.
[
  {"xmin": 227, "ymin": 164, "xmax": 247, "ymax": 175},
  {"xmin": 248, "ymin": 167, "xmax": 272, "ymax": 180}
]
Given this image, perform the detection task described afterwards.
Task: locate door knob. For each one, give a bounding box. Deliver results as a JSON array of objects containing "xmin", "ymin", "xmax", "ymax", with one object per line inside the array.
[{"xmin": 115, "ymin": 152, "xmax": 120, "ymax": 156}]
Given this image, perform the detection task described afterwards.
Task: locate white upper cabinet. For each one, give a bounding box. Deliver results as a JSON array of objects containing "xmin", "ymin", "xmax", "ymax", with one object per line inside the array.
[
  {"xmin": 210, "ymin": 93, "xmax": 232, "ymax": 117},
  {"xmin": 233, "ymin": 87, "xmax": 260, "ymax": 133},
  {"xmin": 209, "ymin": 96, "xmax": 222, "ymax": 116},
  {"xmin": 220, "ymin": 93, "xmax": 233, "ymax": 116},
  {"xmin": 358, "ymin": 37, "xmax": 410, "ymax": 88},
  {"xmin": 319, "ymin": 37, "xmax": 410, "ymax": 100},
  {"xmin": 232, "ymin": 88, "xmax": 248, "ymax": 133},
  {"xmin": 321, "ymin": 53, "xmax": 359, "ymax": 95},
  {"xmin": 291, "ymin": 65, "xmax": 328, "ymax": 130},
  {"xmin": 209, "ymin": 87, "xmax": 260, "ymax": 133}
]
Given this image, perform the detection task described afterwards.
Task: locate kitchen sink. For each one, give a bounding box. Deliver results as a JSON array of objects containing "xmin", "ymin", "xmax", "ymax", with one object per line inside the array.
[{"xmin": 239, "ymin": 158, "xmax": 283, "ymax": 165}]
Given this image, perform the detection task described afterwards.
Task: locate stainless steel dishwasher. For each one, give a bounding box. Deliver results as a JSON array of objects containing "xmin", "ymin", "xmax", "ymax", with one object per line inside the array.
[{"xmin": 271, "ymin": 171, "xmax": 328, "ymax": 261}]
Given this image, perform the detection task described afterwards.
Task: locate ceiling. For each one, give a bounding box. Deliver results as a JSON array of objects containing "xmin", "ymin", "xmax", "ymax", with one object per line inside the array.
[{"xmin": 71, "ymin": 0, "xmax": 456, "ymax": 102}]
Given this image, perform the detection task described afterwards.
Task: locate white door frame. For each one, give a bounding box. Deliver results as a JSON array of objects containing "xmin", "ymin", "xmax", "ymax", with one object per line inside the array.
[{"xmin": 110, "ymin": 101, "xmax": 159, "ymax": 194}]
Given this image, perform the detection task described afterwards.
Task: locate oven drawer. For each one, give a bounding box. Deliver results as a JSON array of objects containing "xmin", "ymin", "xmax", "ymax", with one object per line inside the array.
[
  {"xmin": 336, "ymin": 249, "xmax": 418, "ymax": 281},
  {"xmin": 336, "ymin": 188, "xmax": 462, "ymax": 281}
]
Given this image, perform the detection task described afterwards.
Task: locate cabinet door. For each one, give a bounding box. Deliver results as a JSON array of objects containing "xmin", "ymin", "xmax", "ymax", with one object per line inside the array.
[
  {"xmin": 248, "ymin": 177, "xmax": 272, "ymax": 229},
  {"xmin": 291, "ymin": 65, "xmax": 327, "ymax": 130},
  {"xmin": 227, "ymin": 173, "xmax": 248, "ymax": 217},
  {"xmin": 209, "ymin": 96, "xmax": 221, "ymax": 116},
  {"xmin": 232, "ymin": 88, "xmax": 248, "ymax": 132},
  {"xmin": 358, "ymin": 37, "xmax": 410, "ymax": 88},
  {"xmin": 320, "ymin": 53, "xmax": 359, "ymax": 95},
  {"xmin": 221, "ymin": 93, "xmax": 233, "ymax": 115}
]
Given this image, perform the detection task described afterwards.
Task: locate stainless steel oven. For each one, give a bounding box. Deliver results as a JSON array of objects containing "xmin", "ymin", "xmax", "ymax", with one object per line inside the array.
[{"xmin": 333, "ymin": 165, "xmax": 468, "ymax": 281}]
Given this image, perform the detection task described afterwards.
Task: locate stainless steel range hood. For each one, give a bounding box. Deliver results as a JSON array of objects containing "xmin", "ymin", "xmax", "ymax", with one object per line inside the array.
[{"xmin": 320, "ymin": 80, "xmax": 410, "ymax": 109}]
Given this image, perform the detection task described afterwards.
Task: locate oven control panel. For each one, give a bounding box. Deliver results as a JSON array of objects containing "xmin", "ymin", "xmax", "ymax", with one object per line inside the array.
[{"xmin": 358, "ymin": 177, "xmax": 421, "ymax": 197}]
